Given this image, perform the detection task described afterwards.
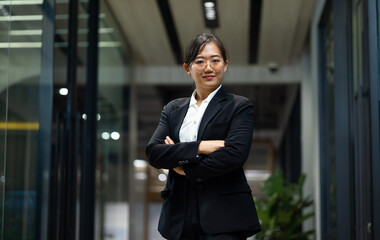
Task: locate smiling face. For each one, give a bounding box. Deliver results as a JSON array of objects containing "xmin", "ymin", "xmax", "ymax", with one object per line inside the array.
[{"xmin": 184, "ymin": 42, "xmax": 228, "ymax": 95}]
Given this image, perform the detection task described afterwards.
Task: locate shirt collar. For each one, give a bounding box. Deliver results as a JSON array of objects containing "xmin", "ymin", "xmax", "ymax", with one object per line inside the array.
[{"xmin": 190, "ymin": 84, "xmax": 222, "ymax": 106}]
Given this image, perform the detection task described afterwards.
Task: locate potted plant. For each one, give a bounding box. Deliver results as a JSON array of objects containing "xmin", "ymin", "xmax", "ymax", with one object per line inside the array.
[{"xmin": 254, "ymin": 169, "xmax": 314, "ymax": 240}]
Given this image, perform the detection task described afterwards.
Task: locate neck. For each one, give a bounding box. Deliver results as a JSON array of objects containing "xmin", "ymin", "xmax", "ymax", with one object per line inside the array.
[{"xmin": 195, "ymin": 87, "xmax": 218, "ymax": 101}]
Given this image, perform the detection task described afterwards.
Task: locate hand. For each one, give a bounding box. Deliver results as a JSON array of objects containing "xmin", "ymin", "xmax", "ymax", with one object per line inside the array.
[
  {"xmin": 198, "ymin": 140, "xmax": 225, "ymax": 155},
  {"xmin": 164, "ymin": 136, "xmax": 174, "ymax": 145},
  {"xmin": 163, "ymin": 136, "xmax": 186, "ymax": 176},
  {"xmin": 173, "ymin": 166, "xmax": 185, "ymax": 175}
]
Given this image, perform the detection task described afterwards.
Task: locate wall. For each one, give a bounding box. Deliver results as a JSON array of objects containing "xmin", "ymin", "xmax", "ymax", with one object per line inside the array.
[{"xmin": 301, "ymin": 0, "xmax": 327, "ymax": 239}]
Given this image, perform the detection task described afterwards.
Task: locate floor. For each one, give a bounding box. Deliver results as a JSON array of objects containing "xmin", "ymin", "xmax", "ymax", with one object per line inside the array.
[{"xmin": 102, "ymin": 202, "xmax": 255, "ymax": 240}]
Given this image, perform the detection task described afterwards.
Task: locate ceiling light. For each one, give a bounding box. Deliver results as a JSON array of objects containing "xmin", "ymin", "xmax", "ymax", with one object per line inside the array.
[
  {"xmin": 0, "ymin": 41, "xmax": 121, "ymax": 48},
  {"xmin": 54, "ymin": 41, "xmax": 121, "ymax": 48},
  {"xmin": 55, "ymin": 28, "xmax": 113, "ymax": 35},
  {"xmin": 135, "ymin": 172, "xmax": 147, "ymax": 180},
  {"xmin": 55, "ymin": 13, "xmax": 105, "ymax": 20},
  {"xmin": 59, "ymin": 88, "xmax": 68, "ymax": 96},
  {"xmin": 0, "ymin": 15, "xmax": 43, "ymax": 21},
  {"xmin": 0, "ymin": 1, "xmax": 43, "ymax": 5},
  {"xmin": 101, "ymin": 132, "xmax": 110, "ymax": 140},
  {"xmin": 111, "ymin": 132, "xmax": 120, "ymax": 140},
  {"xmin": 0, "ymin": 42, "xmax": 42, "ymax": 48},
  {"xmin": 56, "ymin": 0, "xmax": 89, "ymax": 3},
  {"xmin": 202, "ymin": 0, "xmax": 218, "ymax": 28},
  {"xmin": 3, "ymin": 28, "xmax": 112, "ymax": 36},
  {"xmin": 8, "ymin": 30, "xmax": 42, "ymax": 35},
  {"xmin": 158, "ymin": 173, "xmax": 167, "ymax": 182},
  {"xmin": 204, "ymin": 2, "xmax": 214, "ymax": 8},
  {"xmin": 133, "ymin": 159, "xmax": 148, "ymax": 168},
  {"xmin": 98, "ymin": 41, "xmax": 121, "ymax": 48}
]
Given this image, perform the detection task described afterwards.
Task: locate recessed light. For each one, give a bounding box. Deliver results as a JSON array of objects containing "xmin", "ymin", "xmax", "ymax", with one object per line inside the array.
[
  {"xmin": 202, "ymin": 0, "xmax": 218, "ymax": 28},
  {"xmin": 158, "ymin": 173, "xmax": 167, "ymax": 182},
  {"xmin": 111, "ymin": 132, "xmax": 120, "ymax": 140},
  {"xmin": 204, "ymin": 2, "xmax": 214, "ymax": 8},
  {"xmin": 101, "ymin": 132, "xmax": 110, "ymax": 140},
  {"xmin": 59, "ymin": 88, "xmax": 68, "ymax": 96}
]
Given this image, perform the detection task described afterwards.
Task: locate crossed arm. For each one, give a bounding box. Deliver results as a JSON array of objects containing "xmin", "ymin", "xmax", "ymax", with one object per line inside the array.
[
  {"xmin": 146, "ymin": 99, "xmax": 253, "ymax": 181},
  {"xmin": 163, "ymin": 136, "xmax": 224, "ymax": 175}
]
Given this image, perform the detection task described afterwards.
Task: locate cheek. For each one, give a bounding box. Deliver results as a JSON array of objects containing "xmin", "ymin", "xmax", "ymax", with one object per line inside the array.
[
  {"xmin": 194, "ymin": 68, "xmax": 204, "ymax": 73},
  {"xmin": 216, "ymin": 68, "xmax": 225, "ymax": 75}
]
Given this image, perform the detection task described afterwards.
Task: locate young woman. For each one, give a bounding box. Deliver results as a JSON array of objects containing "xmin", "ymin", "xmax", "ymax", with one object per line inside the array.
[{"xmin": 146, "ymin": 33, "xmax": 261, "ymax": 240}]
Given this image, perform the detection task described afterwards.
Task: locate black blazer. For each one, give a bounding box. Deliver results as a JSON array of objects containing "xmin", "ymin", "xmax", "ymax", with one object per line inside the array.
[{"xmin": 146, "ymin": 87, "xmax": 261, "ymax": 240}]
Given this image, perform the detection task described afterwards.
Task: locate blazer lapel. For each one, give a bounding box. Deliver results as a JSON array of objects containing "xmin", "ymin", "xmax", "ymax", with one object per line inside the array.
[
  {"xmin": 197, "ymin": 87, "xmax": 228, "ymax": 140},
  {"xmin": 170, "ymin": 98, "xmax": 190, "ymax": 143}
]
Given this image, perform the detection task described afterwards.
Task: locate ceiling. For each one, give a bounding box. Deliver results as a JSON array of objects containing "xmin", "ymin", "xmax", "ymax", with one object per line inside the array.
[
  {"xmin": 106, "ymin": 0, "xmax": 316, "ymax": 66},
  {"xmin": 102, "ymin": 0, "xmax": 315, "ymax": 152}
]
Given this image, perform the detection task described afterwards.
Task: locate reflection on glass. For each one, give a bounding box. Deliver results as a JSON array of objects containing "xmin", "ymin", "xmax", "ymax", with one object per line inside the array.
[
  {"xmin": 323, "ymin": 12, "xmax": 337, "ymax": 239},
  {"xmin": 0, "ymin": 1, "xmax": 44, "ymax": 239},
  {"xmin": 96, "ymin": 0, "xmax": 131, "ymax": 239}
]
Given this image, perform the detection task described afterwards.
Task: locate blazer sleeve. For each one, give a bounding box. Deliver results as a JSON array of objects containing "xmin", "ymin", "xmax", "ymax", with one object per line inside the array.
[
  {"xmin": 183, "ymin": 99, "xmax": 254, "ymax": 181},
  {"xmin": 146, "ymin": 104, "xmax": 201, "ymax": 169}
]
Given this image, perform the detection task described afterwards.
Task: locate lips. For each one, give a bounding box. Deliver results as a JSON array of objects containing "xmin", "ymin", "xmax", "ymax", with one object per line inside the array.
[{"xmin": 203, "ymin": 75, "xmax": 215, "ymax": 80}]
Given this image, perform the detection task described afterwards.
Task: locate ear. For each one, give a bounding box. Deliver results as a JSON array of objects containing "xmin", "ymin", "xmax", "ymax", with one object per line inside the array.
[
  {"xmin": 223, "ymin": 60, "xmax": 229, "ymax": 72},
  {"xmin": 183, "ymin": 63, "xmax": 191, "ymax": 75}
]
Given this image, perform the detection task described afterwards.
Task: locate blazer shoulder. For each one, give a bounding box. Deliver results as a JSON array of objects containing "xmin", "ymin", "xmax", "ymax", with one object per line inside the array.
[
  {"xmin": 229, "ymin": 93, "xmax": 253, "ymax": 108},
  {"xmin": 164, "ymin": 97, "xmax": 189, "ymax": 112}
]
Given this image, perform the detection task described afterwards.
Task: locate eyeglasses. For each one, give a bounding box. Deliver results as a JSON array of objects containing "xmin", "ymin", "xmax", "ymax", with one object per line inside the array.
[{"xmin": 191, "ymin": 57, "xmax": 224, "ymax": 69}]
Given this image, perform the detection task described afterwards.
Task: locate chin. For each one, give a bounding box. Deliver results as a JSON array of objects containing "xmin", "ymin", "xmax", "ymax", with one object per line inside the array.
[
  {"xmin": 195, "ymin": 80, "xmax": 221, "ymax": 90},
  {"xmin": 205, "ymin": 82, "xmax": 221, "ymax": 89}
]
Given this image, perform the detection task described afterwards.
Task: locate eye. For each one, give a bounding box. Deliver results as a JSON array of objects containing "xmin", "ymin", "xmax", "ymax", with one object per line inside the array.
[
  {"xmin": 195, "ymin": 60, "xmax": 204, "ymax": 65},
  {"xmin": 212, "ymin": 59, "xmax": 221, "ymax": 63}
]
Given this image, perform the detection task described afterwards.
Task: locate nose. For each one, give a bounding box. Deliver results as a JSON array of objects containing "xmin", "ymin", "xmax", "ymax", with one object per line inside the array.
[{"xmin": 204, "ymin": 61, "xmax": 213, "ymax": 72}]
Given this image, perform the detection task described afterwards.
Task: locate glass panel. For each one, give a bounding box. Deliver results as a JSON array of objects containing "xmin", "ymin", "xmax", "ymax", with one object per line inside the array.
[
  {"xmin": 0, "ymin": 0, "xmax": 44, "ymax": 239},
  {"xmin": 0, "ymin": 1, "xmax": 11, "ymax": 239},
  {"xmin": 326, "ymin": 12, "xmax": 337, "ymax": 238},
  {"xmin": 53, "ymin": 0, "xmax": 91, "ymax": 238},
  {"xmin": 320, "ymin": 10, "xmax": 337, "ymax": 239},
  {"xmin": 352, "ymin": 0, "xmax": 373, "ymax": 238},
  {"xmin": 50, "ymin": 1, "xmax": 69, "ymax": 238},
  {"xmin": 96, "ymin": 1, "xmax": 131, "ymax": 239}
]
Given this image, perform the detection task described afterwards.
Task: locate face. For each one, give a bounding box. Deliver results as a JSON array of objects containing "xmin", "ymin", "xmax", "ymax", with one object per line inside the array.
[{"xmin": 183, "ymin": 42, "xmax": 228, "ymax": 92}]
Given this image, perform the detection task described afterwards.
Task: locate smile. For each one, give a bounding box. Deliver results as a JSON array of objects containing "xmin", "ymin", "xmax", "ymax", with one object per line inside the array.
[{"xmin": 203, "ymin": 75, "xmax": 215, "ymax": 80}]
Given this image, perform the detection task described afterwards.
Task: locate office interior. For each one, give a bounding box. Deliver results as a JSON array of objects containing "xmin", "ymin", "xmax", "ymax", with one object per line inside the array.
[{"xmin": 0, "ymin": 0, "xmax": 379, "ymax": 239}]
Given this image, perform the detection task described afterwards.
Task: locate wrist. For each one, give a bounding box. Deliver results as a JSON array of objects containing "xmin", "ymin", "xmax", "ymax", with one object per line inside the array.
[{"xmin": 197, "ymin": 141, "xmax": 204, "ymax": 155}]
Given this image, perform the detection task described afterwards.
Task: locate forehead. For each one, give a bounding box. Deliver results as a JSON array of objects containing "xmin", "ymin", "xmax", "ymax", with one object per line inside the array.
[{"xmin": 197, "ymin": 42, "xmax": 222, "ymax": 57}]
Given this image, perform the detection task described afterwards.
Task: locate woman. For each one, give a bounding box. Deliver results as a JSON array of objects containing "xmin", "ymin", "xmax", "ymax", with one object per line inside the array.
[{"xmin": 146, "ymin": 33, "xmax": 261, "ymax": 240}]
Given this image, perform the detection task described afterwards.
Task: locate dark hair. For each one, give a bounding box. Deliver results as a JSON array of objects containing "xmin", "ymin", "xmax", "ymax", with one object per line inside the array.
[{"xmin": 184, "ymin": 33, "xmax": 227, "ymax": 68}]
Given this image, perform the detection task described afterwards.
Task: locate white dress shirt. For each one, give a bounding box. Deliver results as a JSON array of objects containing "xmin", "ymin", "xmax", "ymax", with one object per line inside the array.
[{"xmin": 179, "ymin": 85, "xmax": 222, "ymax": 143}]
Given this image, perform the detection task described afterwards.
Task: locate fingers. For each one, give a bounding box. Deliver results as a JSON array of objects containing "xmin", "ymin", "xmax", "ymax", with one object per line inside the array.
[
  {"xmin": 164, "ymin": 136, "xmax": 175, "ymax": 145},
  {"xmin": 173, "ymin": 166, "xmax": 186, "ymax": 175}
]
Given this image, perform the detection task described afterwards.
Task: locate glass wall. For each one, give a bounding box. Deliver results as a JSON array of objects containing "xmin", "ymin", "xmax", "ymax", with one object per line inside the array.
[
  {"xmin": 318, "ymin": 0, "xmax": 378, "ymax": 238},
  {"xmin": 351, "ymin": 0, "xmax": 373, "ymax": 238},
  {"xmin": 319, "ymin": 5, "xmax": 337, "ymax": 239},
  {"xmin": 0, "ymin": 0, "xmax": 45, "ymax": 239},
  {"xmin": 0, "ymin": 0, "xmax": 133, "ymax": 239},
  {"xmin": 49, "ymin": 0, "xmax": 132, "ymax": 238},
  {"xmin": 96, "ymin": 1, "xmax": 131, "ymax": 239},
  {"xmin": 325, "ymin": 11, "xmax": 337, "ymax": 238}
]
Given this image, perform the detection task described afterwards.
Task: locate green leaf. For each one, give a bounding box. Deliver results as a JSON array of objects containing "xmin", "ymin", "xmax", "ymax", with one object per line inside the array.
[{"xmin": 255, "ymin": 169, "xmax": 315, "ymax": 239}]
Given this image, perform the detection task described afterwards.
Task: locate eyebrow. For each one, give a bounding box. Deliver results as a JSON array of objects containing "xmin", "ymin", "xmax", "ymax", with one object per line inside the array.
[{"xmin": 195, "ymin": 54, "xmax": 221, "ymax": 59}]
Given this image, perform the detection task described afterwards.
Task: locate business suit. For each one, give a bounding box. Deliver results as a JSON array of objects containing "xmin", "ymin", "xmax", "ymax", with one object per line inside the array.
[{"xmin": 146, "ymin": 87, "xmax": 261, "ymax": 240}]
